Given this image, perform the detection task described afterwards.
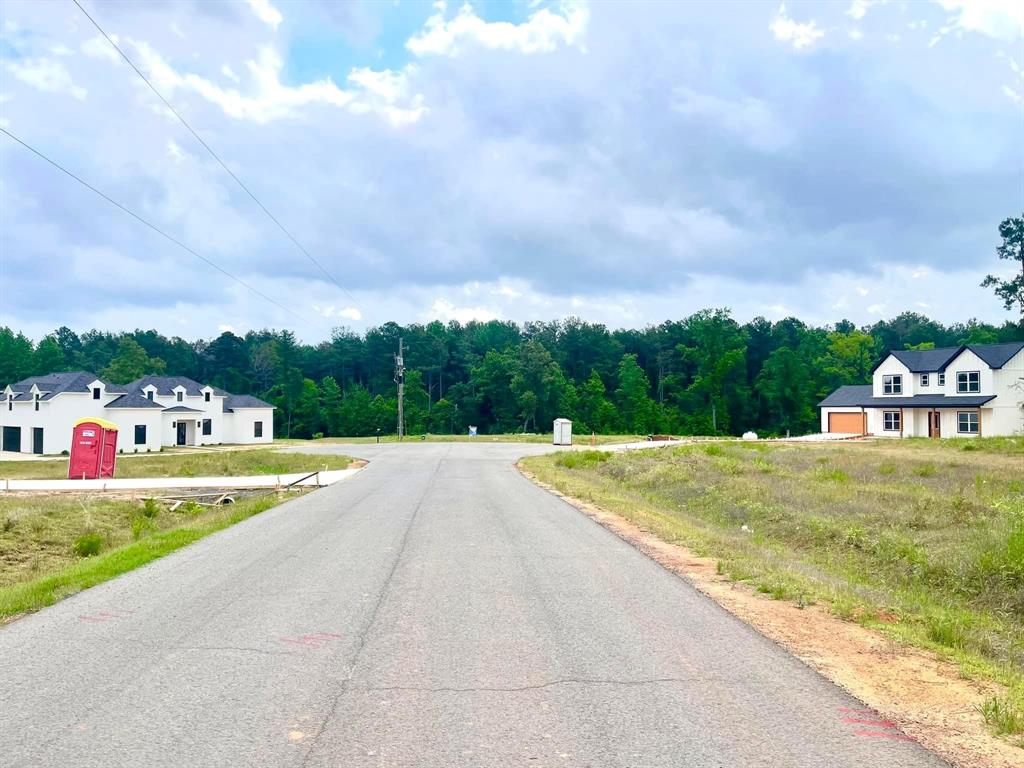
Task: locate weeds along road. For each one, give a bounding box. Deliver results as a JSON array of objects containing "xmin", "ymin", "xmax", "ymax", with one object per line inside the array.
[{"xmin": 0, "ymin": 443, "xmax": 948, "ymax": 768}]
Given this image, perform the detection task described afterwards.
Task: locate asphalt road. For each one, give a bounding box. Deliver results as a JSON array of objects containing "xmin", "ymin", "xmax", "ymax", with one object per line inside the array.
[{"xmin": 0, "ymin": 442, "xmax": 948, "ymax": 767}]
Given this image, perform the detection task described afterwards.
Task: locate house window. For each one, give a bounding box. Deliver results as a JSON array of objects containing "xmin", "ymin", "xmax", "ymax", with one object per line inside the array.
[
  {"xmin": 938, "ymin": 373, "xmax": 945, "ymax": 387},
  {"xmin": 920, "ymin": 373, "xmax": 929, "ymax": 387},
  {"xmin": 883, "ymin": 375, "xmax": 902, "ymax": 395},
  {"xmin": 7, "ymin": 395, "xmax": 11, "ymax": 411},
  {"xmin": 957, "ymin": 412, "xmax": 979, "ymax": 434},
  {"xmin": 957, "ymin": 371, "xmax": 980, "ymax": 394},
  {"xmin": 254, "ymin": 421, "xmax": 263, "ymax": 438},
  {"xmin": 882, "ymin": 411, "xmax": 901, "ymax": 432},
  {"xmin": 176, "ymin": 391, "xmax": 183, "ymax": 402},
  {"xmin": 34, "ymin": 394, "xmax": 40, "ymax": 412},
  {"xmin": 146, "ymin": 390, "xmax": 154, "ymax": 400},
  {"xmin": 134, "ymin": 425, "xmax": 147, "ymax": 445},
  {"xmin": 204, "ymin": 391, "xmax": 211, "ymax": 402},
  {"xmin": 202, "ymin": 419, "xmax": 212, "ymax": 436},
  {"xmin": 92, "ymin": 387, "xmax": 101, "ymax": 400}
]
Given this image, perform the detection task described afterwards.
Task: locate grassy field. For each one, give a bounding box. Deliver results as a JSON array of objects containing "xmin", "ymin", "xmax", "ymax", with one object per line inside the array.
[
  {"xmin": 0, "ymin": 448, "xmax": 351, "ymax": 481},
  {"xmin": 0, "ymin": 491, "xmax": 295, "ymax": 619},
  {"xmin": 522, "ymin": 437, "xmax": 1024, "ymax": 742}
]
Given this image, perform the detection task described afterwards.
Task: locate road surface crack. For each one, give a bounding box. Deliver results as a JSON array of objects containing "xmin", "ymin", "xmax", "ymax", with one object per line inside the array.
[
  {"xmin": 361, "ymin": 677, "xmax": 697, "ymax": 693},
  {"xmin": 299, "ymin": 449, "xmax": 448, "ymax": 767}
]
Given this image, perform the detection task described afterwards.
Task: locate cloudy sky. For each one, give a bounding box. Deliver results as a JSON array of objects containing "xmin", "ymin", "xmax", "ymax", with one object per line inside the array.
[{"xmin": 1, "ymin": 0, "xmax": 1021, "ymax": 342}]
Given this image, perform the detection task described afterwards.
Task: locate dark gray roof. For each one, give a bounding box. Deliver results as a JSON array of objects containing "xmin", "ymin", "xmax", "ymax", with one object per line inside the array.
[
  {"xmin": 888, "ymin": 348, "xmax": 961, "ymax": 373},
  {"xmin": 105, "ymin": 392, "xmax": 165, "ymax": 409},
  {"xmin": 818, "ymin": 385, "xmax": 872, "ymax": 407},
  {"xmin": 123, "ymin": 376, "xmax": 214, "ymax": 397},
  {"xmin": 820, "ymin": 386, "xmax": 995, "ymax": 408},
  {"xmin": 6, "ymin": 371, "xmax": 105, "ymax": 397},
  {"xmin": 969, "ymin": 341, "xmax": 1024, "ymax": 369},
  {"xmin": 878, "ymin": 341, "xmax": 1024, "ymax": 374},
  {"xmin": 223, "ymin": 394, "xmax": 274, "ymax": 411},
  {"xmin": 163, "ymin": 405, "xmax": 203, "ymax": 413}
]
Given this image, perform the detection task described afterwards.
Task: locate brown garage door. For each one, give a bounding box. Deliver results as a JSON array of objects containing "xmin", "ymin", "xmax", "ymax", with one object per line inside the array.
[{"xmin": 828, "ymin": 412, "xmax": 863, "ymax": 434}]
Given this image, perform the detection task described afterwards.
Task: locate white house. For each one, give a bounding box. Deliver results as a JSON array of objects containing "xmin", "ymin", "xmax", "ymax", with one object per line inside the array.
[
  {"xmin": 1, "ymin": 373, "xmax": 274, "ymax": 455},
  {"xmin": 819, "ymin": 341, "xmax": 1024, "ymax": 438}
]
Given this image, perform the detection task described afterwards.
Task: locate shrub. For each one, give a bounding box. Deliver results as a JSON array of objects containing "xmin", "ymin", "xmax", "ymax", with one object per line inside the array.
[
  {"xmin": 312, "ymin": 432, "xmax": 324, "ymax": 440},
  {"xmin": 179, "ymin": 501, "xmax": 203, "ymax": 516},
  {"xmin": 913, "ymin": 463, "xmax": 937, "ymax": 477},
  {"xmin": 555, "ymin": 450, "xmax": 612, "ymax": 469},
  {"xmin": 130, "ymin": 516, "xmax": 153, "ymax": 540},
  {"xmin": 979, "ymin": 696, "xmax": 1024, "ymax": 735},
  {"xmin": 703, "ymin": 444, "xmax": 725, "ymax": 457},
  {"xmin": 73, "ymin": 533, "xmax": 103, "ymax": 558},
  {"xmin": 140, "ymin": 498, "xmax": 160, "ymax": 519}
]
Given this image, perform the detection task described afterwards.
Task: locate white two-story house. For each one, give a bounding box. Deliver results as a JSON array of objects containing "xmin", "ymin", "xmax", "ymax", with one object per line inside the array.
[
  {"xmin": 818, "ymin": 341, "xmax": 1024, "ymax": 438},
  {"xmin": 1, "ymin": 373, "xmax": 274, "ymax": 455}
]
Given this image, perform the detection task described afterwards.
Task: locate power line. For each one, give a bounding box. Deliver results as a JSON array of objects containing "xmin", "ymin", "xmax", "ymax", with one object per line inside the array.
[
  {"xmin": 1, "ymin": 126, "xmax": 305, "ymax": 322},
  {"xmin": 72, "ymin": 0, "xmax": 362, "ymax": 311}
]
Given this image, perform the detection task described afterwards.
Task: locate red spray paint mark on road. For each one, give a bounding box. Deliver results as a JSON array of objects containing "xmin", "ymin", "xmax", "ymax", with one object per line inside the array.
[
  {"xmin": 278, "ymin": 632, "xmax": 342, "ymax": 649},
  {"xmin": 842, "ymin": 717, "xmax": 898, "ymax": 729},
  {"xmin": 853, "ymin": 729, "xmax": 916, "ymax": 742}
]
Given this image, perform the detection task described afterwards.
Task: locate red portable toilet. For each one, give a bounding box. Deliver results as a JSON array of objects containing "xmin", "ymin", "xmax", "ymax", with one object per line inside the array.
[{"xmin": 68, "ymin": 418, "xmax": 119, "ymax": 480}]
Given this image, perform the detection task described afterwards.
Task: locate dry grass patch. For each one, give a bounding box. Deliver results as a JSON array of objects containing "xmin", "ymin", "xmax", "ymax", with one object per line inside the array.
[
  {"xmin": 0, "ymin": 448, "xmax": 351, "ymax": 481},
  {"xmin": 522, "ymin": 437, "xmax": 1024, "ymax": 745}
]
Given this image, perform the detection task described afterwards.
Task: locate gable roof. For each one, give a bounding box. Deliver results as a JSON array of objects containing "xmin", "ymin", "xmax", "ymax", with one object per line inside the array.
[
  {"xmin": 123, "ymin": 376, "xmax": 227, "ymax": 397},
  {"xmin": 876, "ymin": 341, "xmax": 1024, "ymax": 374},
  {"xmin": 163, "ymin": 405, "xmax": 203, "ymax": 413},
  {"xmin": 888, "ymin": 347, "xmax": 961, "ymax": 373},
  {"xmin": 968, "ymin": 341, "xmax": 1024, "ymax": 369},
  {"xmin": 223, "ymin": 394, "xmax": 274, "ymax": 411},
  {"xmin": 4, "ymin": 371, "xmax": 125, "ymax": 399},
  {"xmin": 105, "ymin": 392, "xmax": 165, "ymax": 409}
]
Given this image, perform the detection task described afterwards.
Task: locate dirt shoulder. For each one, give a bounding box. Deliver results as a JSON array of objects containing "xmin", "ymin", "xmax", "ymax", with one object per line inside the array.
[{"xmin": 519, "ymin": 464, "xmax": 1021, "ymax": 768}]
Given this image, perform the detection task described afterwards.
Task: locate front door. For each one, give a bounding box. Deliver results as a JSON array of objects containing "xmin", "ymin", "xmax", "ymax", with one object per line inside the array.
[
  {"xmin": 929, "ymin": 411, "xmax": 940, "ymax": 438},
  {"xmin": 32, "ymin": 427, "xmax": 43, "ymax": 455},
  {"xmin": 176, "ymin": 422, "xmax": 187, "ymax": 446}
]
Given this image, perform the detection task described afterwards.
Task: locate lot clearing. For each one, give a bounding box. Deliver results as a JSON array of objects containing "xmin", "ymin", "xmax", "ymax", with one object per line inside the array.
[
  {"xmin": 521, "ymin": 437, "xmax": 1024, "ymax": 765},
  {"xmin": 0, "ymin": 447, "xmax": 357, "ymax": 620},
  {"xmin": 0, "ymin": 447, "xmax": 352, "ymax": 480}
]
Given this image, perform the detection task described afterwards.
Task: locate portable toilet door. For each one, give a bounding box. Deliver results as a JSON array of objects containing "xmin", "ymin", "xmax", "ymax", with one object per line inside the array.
[
  {"xmin": 68, "ymin": 418, "xmax": 119, "ymax": 480},
  {"xmin": 553, "ymin": 418, "xmax": 573, "ymax": 446}
]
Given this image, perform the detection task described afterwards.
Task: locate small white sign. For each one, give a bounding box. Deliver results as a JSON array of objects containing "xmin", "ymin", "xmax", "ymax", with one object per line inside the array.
[
  {"xmin": 82, "ymin": 429, "xmax": 96, "ymax": 437},
  {"xmin": 468, "ymin": 426, "xmax": 478, "ymax": 437}
]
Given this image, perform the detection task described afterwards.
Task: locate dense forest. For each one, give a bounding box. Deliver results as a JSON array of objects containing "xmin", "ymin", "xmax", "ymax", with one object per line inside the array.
[{"xmin": 1, "ymin": 311, "xmax": 1021, "ymax": 438}]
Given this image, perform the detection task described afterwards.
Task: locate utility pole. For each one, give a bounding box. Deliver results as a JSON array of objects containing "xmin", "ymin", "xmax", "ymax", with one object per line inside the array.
[{"xmin": 395, "ymin": 337, "xmax": 405, "ymax": 441}]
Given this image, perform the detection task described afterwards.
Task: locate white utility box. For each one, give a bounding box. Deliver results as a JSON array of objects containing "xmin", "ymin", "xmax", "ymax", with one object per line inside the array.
[{"xmin": 553, "ymin": 418, "xmax": 573, "ymax": 446}]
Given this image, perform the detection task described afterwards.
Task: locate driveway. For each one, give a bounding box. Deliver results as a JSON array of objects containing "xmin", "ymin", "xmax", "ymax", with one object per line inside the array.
[{"xmin": 0, "ymin": 442, "xmax": 947, "ymax": 767}]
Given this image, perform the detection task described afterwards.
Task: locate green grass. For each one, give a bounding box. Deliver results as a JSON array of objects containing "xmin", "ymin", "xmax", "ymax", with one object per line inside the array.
[
  {"xmin": 0, "ymin": 492, "xmax": 282, "ymax": 620},
  {"xmin": 522, "ymin": 437, "xmax": 1024, "ymax": 741},
  {"xmin": 0, "ymin": 448, "xmax": 351, "ymax": 481}
]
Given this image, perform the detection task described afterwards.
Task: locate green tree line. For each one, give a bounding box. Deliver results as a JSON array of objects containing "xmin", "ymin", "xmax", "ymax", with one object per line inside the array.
[{"xmin": 1, "ymin": 311, "xmax": 1020, "ymax": 438}]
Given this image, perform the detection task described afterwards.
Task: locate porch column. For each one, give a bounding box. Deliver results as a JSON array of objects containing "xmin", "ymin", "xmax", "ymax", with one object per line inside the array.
[
  {"xmin": 900, "ymin": 406, "xmax": 904, "ymax": 439},
  {"xmin": 978, "ymin": 408, "xmax": 983, "ymax": 437}
]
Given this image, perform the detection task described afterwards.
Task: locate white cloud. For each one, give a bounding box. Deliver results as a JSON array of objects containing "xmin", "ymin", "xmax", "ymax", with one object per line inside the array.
[
  {"xmin": 770, "ymin": 3, "xmax": 825, "ymax": 50},
  {"xmin": 246, "ymin": 0, "xmax": 283, "ymax": 31},
  {"xmin": 849, "ymin": 28, "xmax": 863, "ymax": 41},
  {"xmin": 125, "ymin": 42, "xmax": 425, "ymax": 126},
  {"xmin": 845, "ymin": 1, "xmax": 878, "ymax": 21},
  {"xmin": 1003, "ymin": 84, "xmax": 1021, "ymax": 102},
  {"xmin": 671, "ymin": 87, "xmax": 790, "ymax": 151},
  {"xmin": 934, "ymin": 0, "xmax": 1024, "ymax": 42},
  {"xmin": 221, "ymin": 64, "xmax": 240, "ymax": 84},
  {"xmin": 407, "ymin": 0, "xmax": 589, "ymax": 57},
  {"xmin": 866, "ymin": 303, "xmax": 887, "ymax": 315},
  {"xmin": 81, "ymin": 34, "xmax": 121, "ymax": 64},
  {"xmin": 6, "ymin": 58, "xmax": 86, "ymax": 100},
  {"xmin": 166, "ymin": 140, "xmax": 185, "ymax": 163},
  {"xmin": 49, "ymin": 43, "xmax": 73, "ymax": 57},
  {"xmin": 313, "ymin": 305, "xmax": 362, "ymax": 321},
  {"xmin": 427, "ymin": 298, "xmax": 499, "ymax": 323}
]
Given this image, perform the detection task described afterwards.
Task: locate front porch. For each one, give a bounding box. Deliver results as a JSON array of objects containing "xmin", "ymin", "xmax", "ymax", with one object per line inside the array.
[{"xmin": 878, "ymin": 406, "xmax": 985, "ymax": 439}]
